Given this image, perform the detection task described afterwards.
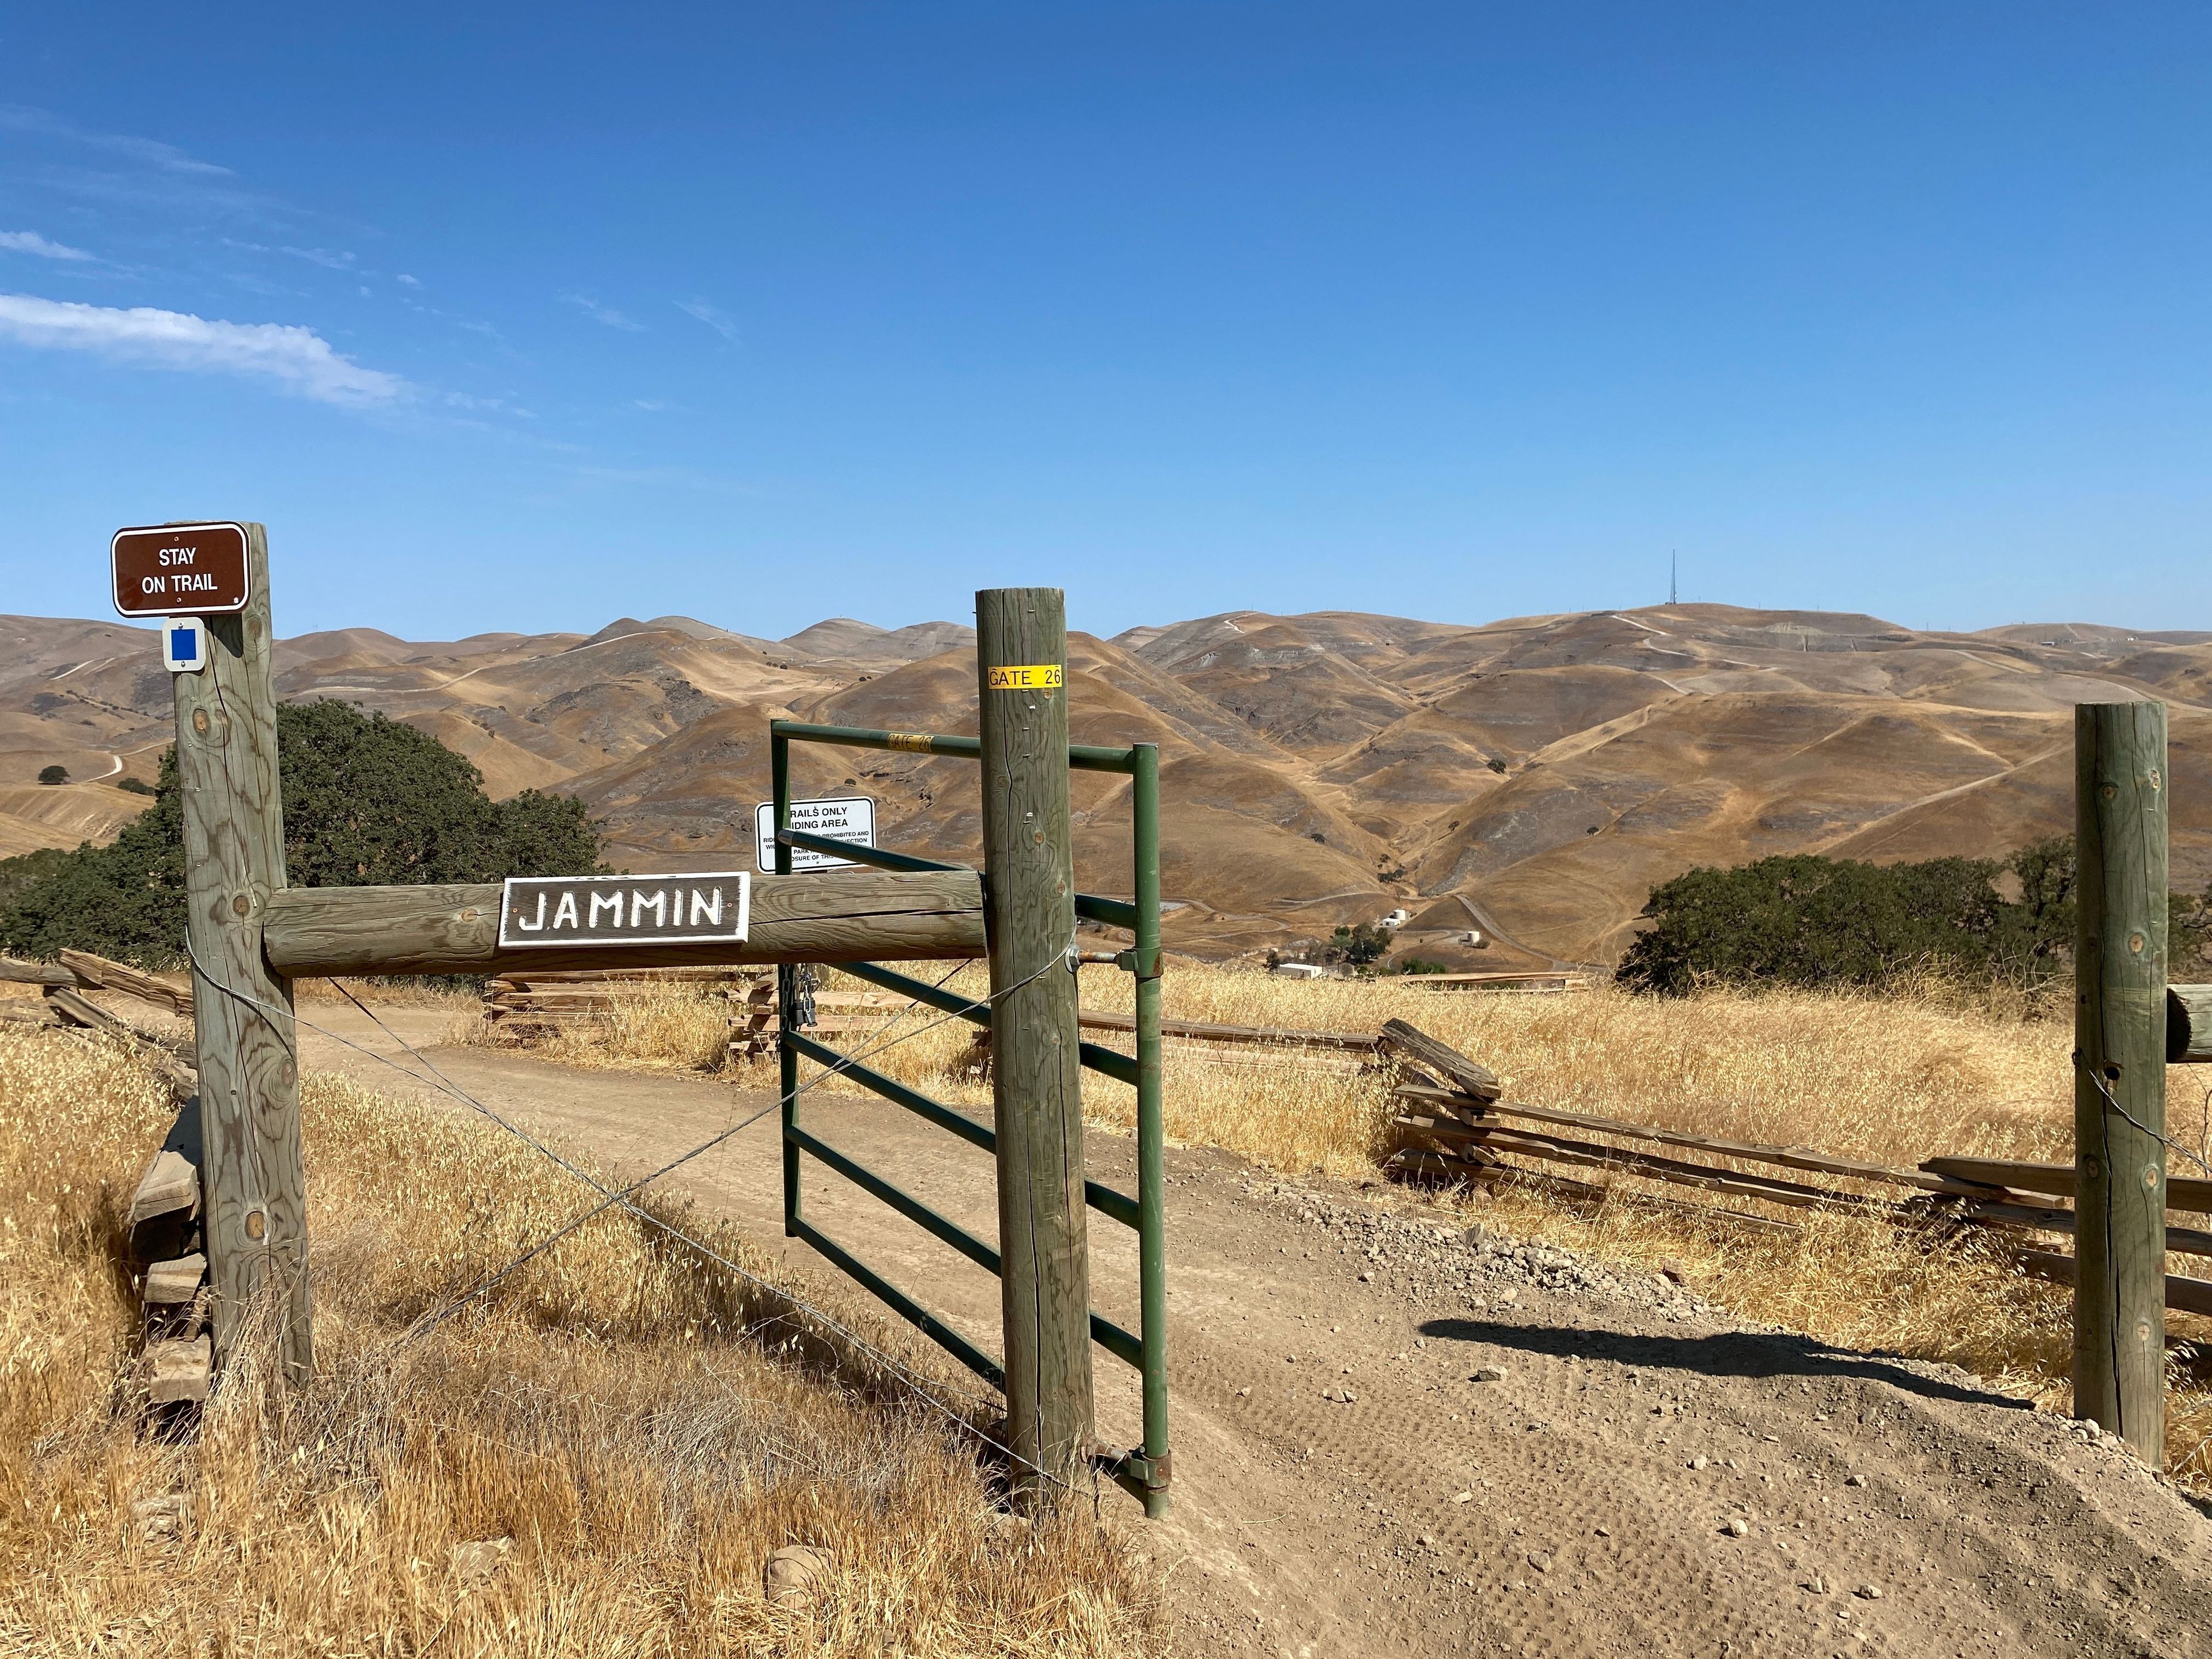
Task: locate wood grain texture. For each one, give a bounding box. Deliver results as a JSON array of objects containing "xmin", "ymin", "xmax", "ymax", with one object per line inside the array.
[
  {"xmin": 2168, "ymin": 984, "xmax": 2212, "ymax": 1064},
  {"xmin": 173, "ymin": 524, "xmax": 311, "ymax": 1385},
  {"xmin": 976, "ymin": 587, "xmax": 1093, "ymax": 1506},
  {"xmin": 2073, "ymin": 700, "xmax": 2167, "ymax": 1459},
  {"xmin": 0, "ymin": 955, "xmax": 74, "ymax": 986},
  {"xmin": 59, "ymin": 948, "xmax": 193, "ymax": 1016},
  {"xmin": 1378, "ymin": 1020, "xmax": 1503, "ymax": 1100},
  {"xmin": 263, "ymin": 867, "xmax": 984, "ymax": 977}
]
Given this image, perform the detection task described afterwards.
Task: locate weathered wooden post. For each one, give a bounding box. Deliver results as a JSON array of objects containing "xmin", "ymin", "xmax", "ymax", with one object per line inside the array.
[
  {"xmin": 975, "ymin": 587, "xmax": 1093, "ymax": 1505},
  {"xmin": 2073, "ymin": 700, "xmax": 2167, "ymax": 1460},
  {"xmin": 168, "ymin": 524, "xmax": 311, "ymax": 1384}
]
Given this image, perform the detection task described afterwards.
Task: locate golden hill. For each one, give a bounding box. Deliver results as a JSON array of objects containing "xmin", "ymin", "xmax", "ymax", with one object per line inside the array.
[{"xmin": 3, "ymin": 604, "xmax": 2207, "ymax": 968}]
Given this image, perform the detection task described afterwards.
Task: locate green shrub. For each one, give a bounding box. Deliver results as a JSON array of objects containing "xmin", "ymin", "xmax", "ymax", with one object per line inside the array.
[
  {"xmin": 115, "ymin": 775, "xmax": 154, "ymax": 796},
  {"xmin": 36, "ymin": 765, "xmax": 66, "ymax": 786},
  {"xmin": 1616, "ymin": 838, "xmax": 2210, "ymax": 997},
  {"xmin": 0, "ymin": 700, "xmax": 602, "ymax": 967}
]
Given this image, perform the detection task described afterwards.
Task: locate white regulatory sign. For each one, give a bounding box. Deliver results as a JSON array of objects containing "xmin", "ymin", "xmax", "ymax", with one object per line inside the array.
[{"xmin": 755, "ymin": 796, "xmax": 876, "ymax": 873}]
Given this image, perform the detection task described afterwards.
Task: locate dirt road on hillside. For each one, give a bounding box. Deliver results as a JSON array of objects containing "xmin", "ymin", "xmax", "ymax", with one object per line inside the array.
[{"xmin": 296, "ymin": 1007, "xmax": 2212, "ymax": 1658}]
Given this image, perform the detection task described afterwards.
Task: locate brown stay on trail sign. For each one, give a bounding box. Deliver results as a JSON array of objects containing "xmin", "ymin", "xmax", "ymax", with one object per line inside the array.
[{"xmin": 112, "ymin": 522, "xmax": 252, "ymax": 617}]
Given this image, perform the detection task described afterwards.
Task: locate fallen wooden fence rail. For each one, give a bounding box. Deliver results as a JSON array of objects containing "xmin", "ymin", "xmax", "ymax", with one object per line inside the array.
[
  {"xmin": 1402, "ymin": 971, "xmax": 1593, "ymax": 994},
  {"xmin": 1385, "ymin": 1020, "xmax": 2212, "ymax": 1271}
]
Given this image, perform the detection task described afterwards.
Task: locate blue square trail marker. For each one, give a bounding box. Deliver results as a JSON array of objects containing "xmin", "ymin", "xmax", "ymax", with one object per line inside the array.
[{"xmin": 162, "ymin": 616, "xmax": 207, "ymax": 674}]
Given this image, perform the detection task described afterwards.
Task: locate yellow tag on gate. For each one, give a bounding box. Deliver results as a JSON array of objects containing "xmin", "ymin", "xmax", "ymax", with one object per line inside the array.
[{"xmin": 986, "ymin": 664, "xmax": 1063, "ymax": 690}]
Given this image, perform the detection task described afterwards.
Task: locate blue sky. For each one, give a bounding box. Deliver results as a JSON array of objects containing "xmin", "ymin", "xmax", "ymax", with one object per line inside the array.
[{"xmin": 1, "ymin": 4, "xmax": 2207, "ymax": 642}]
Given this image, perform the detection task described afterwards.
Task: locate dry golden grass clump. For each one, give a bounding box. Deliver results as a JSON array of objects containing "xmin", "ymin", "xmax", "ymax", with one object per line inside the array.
[{"xmin": 0, "ymin": 1024, "xmax": 1157, "ymax": 1656}]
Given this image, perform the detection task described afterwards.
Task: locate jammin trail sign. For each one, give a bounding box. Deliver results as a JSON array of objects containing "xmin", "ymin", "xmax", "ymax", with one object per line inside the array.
[{"xmin": 112, "ymin": 516, "xmax": 1169, "ymax": 1514}]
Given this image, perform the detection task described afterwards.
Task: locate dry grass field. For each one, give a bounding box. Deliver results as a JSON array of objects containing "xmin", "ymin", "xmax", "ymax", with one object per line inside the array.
[
  {"xmin": 484, "ymin": 961, "xmax": 2212, "ymax": 1484},
  {"xmin": 0, "ymin": 1023, "xmax": 1157, "ymax": 1656}
]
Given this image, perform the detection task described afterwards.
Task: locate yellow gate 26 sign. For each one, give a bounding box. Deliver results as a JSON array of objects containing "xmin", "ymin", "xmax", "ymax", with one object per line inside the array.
[{"xmin": 986, "ymin": 664, "xmax": 1063, "ymax": 690}]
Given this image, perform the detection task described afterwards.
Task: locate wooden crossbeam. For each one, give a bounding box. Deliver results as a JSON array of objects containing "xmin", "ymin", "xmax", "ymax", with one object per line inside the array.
[{"xmin": 263, "ymin": 868, "xmax": 986, "ymax": 977}]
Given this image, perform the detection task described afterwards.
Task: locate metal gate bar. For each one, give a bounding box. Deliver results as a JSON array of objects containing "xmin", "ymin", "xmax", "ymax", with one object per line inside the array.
[{"xmin": 771, "ymin": 718, "xmax": 1170, "ymax": 1514}]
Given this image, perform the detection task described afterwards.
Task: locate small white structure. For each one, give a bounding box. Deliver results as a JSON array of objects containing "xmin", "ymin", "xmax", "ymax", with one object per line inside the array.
[
  {"xmin": 1271, "ymin": 961, "xmax": 1327, "ymax": 979},
  {"xmin": 1380, "ymin": 908, "xmax": 1411, "ymax": 929}
]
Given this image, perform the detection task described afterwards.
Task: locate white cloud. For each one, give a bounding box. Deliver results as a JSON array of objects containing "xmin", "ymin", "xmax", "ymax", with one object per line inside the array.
[
  {"xmin": 676, "ymin": 298, "xmax": 740, "ymax": 343},
  {"xmin": 0, "ymin": 105, "xmax": 233, "ymax": 176},
  {"xmin": 562, "ymin": 293, "xmax": 645, "ymax": 331},
  {"xmin": 282, "ymin": 245, "xmax": 355, "ymax": 270},
  {"xmin": 0, "ymin": 293, "xmax": 406, "ymax": 407},
  {"xmin": 396, "ymin": 273, "xmax": 421, "ymax": 287},
  {"xmin": 0, "ymin": 230, "xmax": 94, "ymax": 262}
]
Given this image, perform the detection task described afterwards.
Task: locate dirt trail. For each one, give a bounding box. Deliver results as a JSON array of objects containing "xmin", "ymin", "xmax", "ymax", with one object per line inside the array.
[{"xmin": 297, "ymin": 1007, "xmax": 2212, "ymax": 1658}]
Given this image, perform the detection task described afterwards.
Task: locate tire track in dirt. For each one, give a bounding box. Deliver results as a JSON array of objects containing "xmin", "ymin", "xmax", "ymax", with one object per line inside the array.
[{"xmin": 295, "ymin": 1009, "xmax": 2212, "ymax": 1658}]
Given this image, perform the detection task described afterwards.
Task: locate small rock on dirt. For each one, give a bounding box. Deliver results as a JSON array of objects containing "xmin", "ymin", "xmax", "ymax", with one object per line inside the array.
[
  {"xmin": 1660, "ymin": 1258, "xmax": 1691, "ymax": 1285},
  {"xmin": 1471, "ymin": 1365, "xmax": 1509, "ymax": 1383},
  {"xmin": 1528, "ymin": 1551, "xmax": 1552, "ymax": 1573},
  {"xmin": 766, "ymin": 1544, "xmax": 835, "ymax": 1607},
  {"xmin": 1722, "ymin": 1517, "xmax": 1750, "ymax": 1538},
  {"xmin": 1844, "ymin": 1473, "xmax": 1866, "ymax": 1487},
  {"xmin": 1690, "ymin": 1455, "xmax": 1710, "ymax": 1470},
  {"xmin": 449, "ymin": 1537, "xmax": 512, "ymax": 1586},
  {"xmin": 130, "ymin": 1493, "xmax": 189, "ymax": 1543},
  {"xmin": 1854, "ymin": 1583, "xmax": 1883, "ymax": 1601}
]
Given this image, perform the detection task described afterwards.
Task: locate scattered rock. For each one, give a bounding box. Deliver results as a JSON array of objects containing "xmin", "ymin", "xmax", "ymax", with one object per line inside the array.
[
  {"xmin": 1806, "ymin": 1574, "xmax": 1828, "ymax": 1595},
  {"xmin": 1528, "ymin": 1550, "xmax": 1553, "ymax": 1573},
  {"xmin": 1690, "ymin": 1456, "xmax": 1710, "ymax": 1471},
  {"xmin": 1660, "ymin": 1258, "xmax": 1691, "ymax": 1286},
  {"xmin": 1854, "ymin": 1583, "xmax": 1883, "ymax": 1601},
  {"xmin": 1236, "ymin": 1386, "xmax": 1252, "ymax": 1397},
  {"xmin": 1463, "ymin": 1225, "xmax": 1490, "ymax": 1244},
  {"xmin": 1722, "ymin": 1517, "xmax": 1750, "ymax": 1538},
  {"xmin": 448, "ymin": 1537, "xmax": 512, "ymax": 1587},
  {"xmin": 1471, "ymin": 1365, "xmax": 1509, "ymax": 1383},
  {"xmin": 1357, "ymin": 1271, "xmax": 1374, "ymax": 1282},
  {"xmin": 765, "ymin": 1544, "xmax": 835, "ymax": 1608},
  {"xmin": 1844, "ymin": 1473, "xmax": 1866, "ymax": 1488},
  {"xmin": 130, "ymin": 1493, "xmax": 190, "ymax": 1543}
]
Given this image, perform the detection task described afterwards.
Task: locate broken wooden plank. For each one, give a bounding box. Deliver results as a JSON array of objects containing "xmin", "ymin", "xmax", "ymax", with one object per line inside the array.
[
  {"xmin": 0, "ymin": 955, "xmax": 73, "ymax": 987},
  {"xmin": 128, "ymin": 1149, "xmax": 200, "ymax": 1227},
  {"xmin": 1377, "ymin": 1020, "xmax": 1502, "ymax": 1101},
  {"xmin": 144, "ymin": 1334, "xmax": 212, "ymax": 1404},
  {"xmin": 57, "ymin": 949, "xmax": 192, "ymax": 1017},
  {"xmin": 142, "ymin": 1253, "xmax": 207, "ymax": 1304}
]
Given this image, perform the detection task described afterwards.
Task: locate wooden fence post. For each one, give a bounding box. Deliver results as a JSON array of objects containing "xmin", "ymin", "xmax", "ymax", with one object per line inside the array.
[
  {"xmin": 976, "ymin": 587, "xmax": 1093, "ymax": 1505},
  {"xmin": 175, "ymin": 524, "xmax": 310, "ymax": 1385},
  {"xmin": 2073, "ymin": 700, "xmax": 2167, "ymax": 1461}
]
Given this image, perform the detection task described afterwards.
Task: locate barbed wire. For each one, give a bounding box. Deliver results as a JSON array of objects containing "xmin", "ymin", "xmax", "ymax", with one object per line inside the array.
[{"xmin": 182, "ymin": 934, "xmax": 1096, "ymax": 1500}]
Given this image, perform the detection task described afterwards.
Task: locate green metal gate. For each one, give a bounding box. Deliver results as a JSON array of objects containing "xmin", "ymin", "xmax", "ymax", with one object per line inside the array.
[{"xmin": 769, "ymin": 719, "xmax": 1169, "ymax": 1514}]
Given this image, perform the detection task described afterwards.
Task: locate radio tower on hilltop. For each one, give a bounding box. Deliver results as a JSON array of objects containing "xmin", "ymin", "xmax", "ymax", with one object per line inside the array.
[{"xmin": 1669, "ymin": 550, "xmax": 1677, "ymax": 607}]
